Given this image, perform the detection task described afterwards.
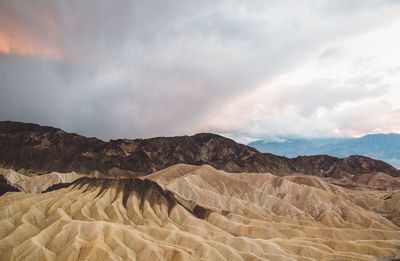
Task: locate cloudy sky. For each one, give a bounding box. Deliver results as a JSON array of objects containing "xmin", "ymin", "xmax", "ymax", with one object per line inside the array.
[{"xmin": 1, "ymin": 0, "xmax": 400, "ymax": 143}]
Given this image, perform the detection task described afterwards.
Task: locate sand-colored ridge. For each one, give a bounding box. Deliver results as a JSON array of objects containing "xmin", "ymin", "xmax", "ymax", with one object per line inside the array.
[
  {"xmin": 0, "ymin": 168, "xmax": 86, "ymax": 193},
  {"xmin": 1, "ymin": 164, "xmax": 400, "ymax": 260}
]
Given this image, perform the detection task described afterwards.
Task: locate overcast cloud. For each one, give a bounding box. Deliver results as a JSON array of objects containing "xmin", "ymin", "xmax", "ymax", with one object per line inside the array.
[{"xmin": 1, "ymin": 0, "xmax": 400, "ymax": 142}]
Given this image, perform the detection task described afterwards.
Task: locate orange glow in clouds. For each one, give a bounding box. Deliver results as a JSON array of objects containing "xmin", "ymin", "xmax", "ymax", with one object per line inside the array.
[
  {"xmin": 0, "ymin": 25, "xmax": 62, "ymax": 60},
  {"xmin": 0, "ymin": 31, "xmax": 10, "ymax": 54}
]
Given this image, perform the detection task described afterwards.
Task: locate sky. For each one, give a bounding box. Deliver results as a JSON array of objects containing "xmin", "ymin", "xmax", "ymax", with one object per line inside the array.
[{"xmin": 1, "ymin": 0, "xmax": 400, "ymax": 143}]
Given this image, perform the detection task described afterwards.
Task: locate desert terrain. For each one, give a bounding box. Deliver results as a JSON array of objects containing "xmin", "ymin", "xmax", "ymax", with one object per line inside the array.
[{"xmin": 1, "ymin": 122, "xmax": 400, "ymax": 260}]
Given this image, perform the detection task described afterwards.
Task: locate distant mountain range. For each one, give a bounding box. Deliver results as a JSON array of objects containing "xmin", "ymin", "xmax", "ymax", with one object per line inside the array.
[
  {"xmin": 248, "ymin": 133, "xmax": 400, "ymax": 168},
  {"xmin": 1, "ymin": 121, "xmax": 399, "ymax": 180}
]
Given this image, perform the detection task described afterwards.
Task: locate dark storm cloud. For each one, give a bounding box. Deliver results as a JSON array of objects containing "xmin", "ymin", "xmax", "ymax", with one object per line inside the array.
[{"xmin": 1, "ymin": 0, "xmax": 400, "ymax": 140}]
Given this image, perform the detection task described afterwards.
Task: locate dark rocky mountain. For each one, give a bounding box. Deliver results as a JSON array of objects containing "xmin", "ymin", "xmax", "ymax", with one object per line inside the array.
[
  {"xmin": 248, "ymin": 134, "xmax": 400, "ymax": 168},
  {"xmin": 1, "ymin": 121, "xmax": 399, "ymax": 178}
]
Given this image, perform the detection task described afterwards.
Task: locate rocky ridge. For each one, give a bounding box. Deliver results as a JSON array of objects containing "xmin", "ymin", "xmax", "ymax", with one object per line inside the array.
[{"xmin": 1, "ymin": 121, "xmax": 399, "ymax": 181}]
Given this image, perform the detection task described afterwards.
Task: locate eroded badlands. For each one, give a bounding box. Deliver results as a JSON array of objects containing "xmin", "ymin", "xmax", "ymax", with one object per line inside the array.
[{"xmin": 1, "ymin": 164, "xmax": 400, "ymax": 260}]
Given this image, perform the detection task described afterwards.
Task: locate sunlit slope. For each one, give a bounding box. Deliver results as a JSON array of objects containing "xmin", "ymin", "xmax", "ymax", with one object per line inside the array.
[
  {"xmin": 0, "ymin": 168, "xmax": 85, "ymax": 193},
  {"xmin": 148, "ymin": 164, "xmax": 400, "ymax": 227},
  {"xmin": 1, "ymin": 164, "xmax": 400, "ymax": 260}
]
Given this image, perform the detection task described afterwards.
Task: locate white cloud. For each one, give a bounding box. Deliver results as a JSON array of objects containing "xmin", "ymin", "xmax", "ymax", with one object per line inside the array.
[{"xmin": 203, "ymin": 17, "xmax": 400, "ymax": 142}]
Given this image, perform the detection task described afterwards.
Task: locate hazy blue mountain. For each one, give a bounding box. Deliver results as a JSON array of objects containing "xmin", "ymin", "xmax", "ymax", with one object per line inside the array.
[{"xmin": 248, "ymin": 133, "xmax": 400, "ymax": 168}]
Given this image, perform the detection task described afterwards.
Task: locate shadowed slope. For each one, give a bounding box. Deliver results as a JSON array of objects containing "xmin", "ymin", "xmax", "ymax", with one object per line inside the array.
[
  {"xmin": 70, "ymin": 177, "xmax": 193, "ymax": 216},
  {"xmin": 0, "ymin": 175, "xmax": 18, "ymax": 196}
]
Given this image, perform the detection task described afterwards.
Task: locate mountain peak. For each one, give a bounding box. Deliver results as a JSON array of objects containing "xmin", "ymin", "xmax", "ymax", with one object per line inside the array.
[{"xmin": 0, "ymin": 121, "xmax": 398, "ymax": 179}]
